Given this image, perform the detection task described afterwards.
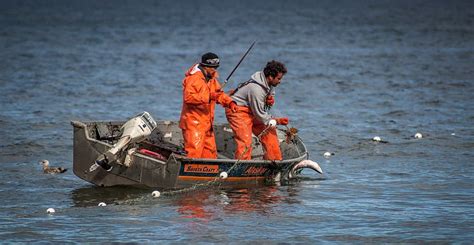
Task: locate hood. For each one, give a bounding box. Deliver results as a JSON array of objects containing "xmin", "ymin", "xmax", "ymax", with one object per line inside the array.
[
  {"xmin": 185, "ymin": 63, "xmax": 201, "ymax": 77},
  {"xmin": 185, "ymin": 63, "xmax": 219, "ymax": 80},
  {"xmin": 250, "ymin": 71, "xmax": 271, "ymax": 92}
]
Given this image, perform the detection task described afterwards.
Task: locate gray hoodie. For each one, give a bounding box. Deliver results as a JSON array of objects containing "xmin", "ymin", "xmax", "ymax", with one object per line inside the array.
[{"xmin": 230, "ymin": 71, "xmax": 274, "ymax": 124}]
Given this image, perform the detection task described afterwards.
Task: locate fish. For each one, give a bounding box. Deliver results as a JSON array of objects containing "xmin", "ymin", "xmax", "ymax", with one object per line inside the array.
[
  {"xmin": 288, "ymin": 159, "xmax": 323, "ymax": 179},
  {"xmin": 39, "ymin": 160, "xmax": 67, "ymax": 174}
]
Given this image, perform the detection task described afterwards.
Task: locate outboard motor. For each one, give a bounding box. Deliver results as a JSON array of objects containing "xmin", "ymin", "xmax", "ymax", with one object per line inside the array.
[{"xmin": 92, "ymin": 111, "xmax": 157, "ymax": 171}]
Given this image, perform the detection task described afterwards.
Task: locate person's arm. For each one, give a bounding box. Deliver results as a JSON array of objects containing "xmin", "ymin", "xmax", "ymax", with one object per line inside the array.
[
  {"xmin": 183, "ymin": 76, "xmax": 210, "ymax": 105},
  {"xmin": 210, "ymin": 79, "xmax": 233, "ymax": 107}
]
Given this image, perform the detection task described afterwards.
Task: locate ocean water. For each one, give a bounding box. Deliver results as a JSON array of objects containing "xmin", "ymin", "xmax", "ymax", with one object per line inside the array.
[{"xmin": 1, "ymin": 0, "xmax": 473, "ymax": 243}]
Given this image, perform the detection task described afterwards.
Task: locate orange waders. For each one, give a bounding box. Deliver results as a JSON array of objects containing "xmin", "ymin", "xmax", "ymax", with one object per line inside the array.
[
  {"xmin": 225, "ymin": 105, "xmax": 282, "ymax": 160},
  {"xmin": 182, "ymin": 129, "xmax": 218, "ymax": 159}
]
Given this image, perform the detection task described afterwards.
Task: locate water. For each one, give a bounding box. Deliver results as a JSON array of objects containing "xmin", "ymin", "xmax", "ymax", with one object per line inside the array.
[{"xmin": 1, "ymin": 0, "xmax": 474, "ymax": 242}]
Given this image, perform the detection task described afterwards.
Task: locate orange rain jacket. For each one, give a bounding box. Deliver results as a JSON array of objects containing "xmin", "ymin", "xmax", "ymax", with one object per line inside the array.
[{"xmin": 179, "ymin": 64, "xmax": 233, "ymax": 158}]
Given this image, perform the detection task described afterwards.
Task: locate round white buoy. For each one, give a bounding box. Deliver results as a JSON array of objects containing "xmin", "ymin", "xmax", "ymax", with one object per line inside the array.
[
  {"xmin": 151, "ymin": 190, "xmax": 161, "ymax": 198},
  {"xmin": 414, "ymin": 133, "xmax": 423, "ymax": 139},
  {"xmin": 372, "ymin": 136, "xmax": 382, "ymax": 142},
  {"xmin": 98, "ymin": 202, "xmax": 107, "ymax": 207},
  {"xmin": 323, "ymin": 152, "xmax": 332, "ymax": 158},
  {"xmin": 451, "ymin": 133, "xmax": 456, "ymax": 136},
  {"xmin": 219, "ymin": 171, "xmax": 228, "ymax": 179},
  {"xmin": 46, "ymin": 208, "xmax": 55, "ymax": 214}
]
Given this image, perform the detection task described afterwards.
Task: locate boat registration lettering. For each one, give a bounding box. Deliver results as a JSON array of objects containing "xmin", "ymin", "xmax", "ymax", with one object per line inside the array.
[
  {"xmin": 184, "ymin": 164, "xmax": 219, "ymax": 174},
  {"xmin": 244, "ymin": 166, "xmax": 267, "ymax": 175}
]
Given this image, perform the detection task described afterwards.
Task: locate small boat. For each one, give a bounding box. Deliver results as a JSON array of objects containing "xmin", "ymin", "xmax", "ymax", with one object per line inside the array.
[{"xmin": 71, "ymin": 113, "xmax": 320, "ymax": 189}]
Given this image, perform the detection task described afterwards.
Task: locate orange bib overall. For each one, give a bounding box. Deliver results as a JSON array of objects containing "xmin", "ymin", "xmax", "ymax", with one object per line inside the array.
[{"xmin": 225, "ymin": 105, "xmax": 282, "ymax": 160}]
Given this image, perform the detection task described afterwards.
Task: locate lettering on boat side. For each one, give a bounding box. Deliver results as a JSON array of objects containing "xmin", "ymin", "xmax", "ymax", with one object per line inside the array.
[
  {"xmin": 244, "ymin": 166, "xmax": 267, "ymax": 175},
  {"xmin": 184, "ymin": 164, "xmax": 219, "ymax": 174}
]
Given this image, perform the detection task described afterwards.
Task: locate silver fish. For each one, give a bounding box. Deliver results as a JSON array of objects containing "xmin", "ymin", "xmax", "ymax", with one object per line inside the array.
[{"xmin": 289, "ymin": 160, "xmax": 323, "ymax": 179}]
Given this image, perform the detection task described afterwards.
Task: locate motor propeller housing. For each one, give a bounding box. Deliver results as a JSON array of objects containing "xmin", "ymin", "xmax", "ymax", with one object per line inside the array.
[{"xmin": 93, "ymin": 112, "xmax": 157, "ymax": 171}]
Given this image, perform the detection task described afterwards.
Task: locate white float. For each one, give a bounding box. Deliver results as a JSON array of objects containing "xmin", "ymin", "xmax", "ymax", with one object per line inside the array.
[
  {"xmin": 323, "ymin": 152, "xmax": 333, "ymax": 158},
  {"xmin": 219, "ymin": 171, "xmax": 228, "ymax": 179},
  {"xmin": 152, "ymin": 190, "xmax": 161, "ymax": 198}
]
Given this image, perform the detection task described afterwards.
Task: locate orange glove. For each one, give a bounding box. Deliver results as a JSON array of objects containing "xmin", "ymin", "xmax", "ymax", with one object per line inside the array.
[
  {"xmin": 275, "ymin": 117, "xmax": 289, "ymax": 125},
  {"xmin": 266, "ymin": 95, "xmax": 275, "ymax": 106},
  {"xmin": 228, "ymin": 101, "xmax": 238, "ymax": 113},
  {"xmin": 210, "ymin": 91, "xmax": 223, "ymax": 101}
]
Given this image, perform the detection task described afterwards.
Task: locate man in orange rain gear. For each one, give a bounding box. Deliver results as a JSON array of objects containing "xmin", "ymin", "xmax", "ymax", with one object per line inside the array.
[
  {"xmin": 179, "ymin": 52, "xmax": 238, "ymax": 159},
  {"xmin": 225, "ymin": 60, "xmax": 289, "ymax": 160}
]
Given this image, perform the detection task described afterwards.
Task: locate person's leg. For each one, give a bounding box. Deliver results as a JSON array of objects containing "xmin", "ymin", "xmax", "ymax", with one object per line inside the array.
[
  {"xmin": 182, "ymin": 129, "xmax": 204, "ymax": 158},
  {"xmin": 225, "ymin": 107, "xmax": 253, "ymax": 159},
  {"xmin": 201, "ymin": 130, "xmax": 217, "ymax": 159},
  {"xmin": 252, "ymin": 121, "xmax": 282, "ymax": 160}
]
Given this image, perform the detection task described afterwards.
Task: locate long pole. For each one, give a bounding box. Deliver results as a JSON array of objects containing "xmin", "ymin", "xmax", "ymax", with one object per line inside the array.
[{"xmin": 222, "ymin": 41, "xmax": 256, "ymax": 88}]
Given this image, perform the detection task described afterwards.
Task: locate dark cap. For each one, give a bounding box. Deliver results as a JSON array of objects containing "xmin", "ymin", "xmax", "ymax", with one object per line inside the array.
[{"xmin": 200, "ymin": 52, "xmax": 220, "ymax": 68}]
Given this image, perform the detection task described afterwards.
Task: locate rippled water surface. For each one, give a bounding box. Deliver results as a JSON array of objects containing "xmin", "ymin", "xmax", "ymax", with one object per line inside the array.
[{"xmin": 1, "ymin": 0, "xmax": 474, "ymax": 243}]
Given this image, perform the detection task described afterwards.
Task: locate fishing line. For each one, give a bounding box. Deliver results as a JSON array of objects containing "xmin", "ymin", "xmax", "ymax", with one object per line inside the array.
[
  {"xmin": 160, "ymin": 145, "xmax": 252, "ymax": 196},
  {"xmin": 267, "ymin": 104, "xmax": 303, "ymax": 159},
  {"xmin": 115, "ymin": 147, "xmax": 253, "ymax": 205},
  {"xmin": 89, "ymin": 134, "xmax": 256, "ymax": 203}
]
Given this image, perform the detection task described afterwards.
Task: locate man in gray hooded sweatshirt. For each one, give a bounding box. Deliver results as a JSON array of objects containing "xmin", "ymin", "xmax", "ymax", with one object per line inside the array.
[{"xmin": 225, "ymin": 60, "xmax": 289, "ymax": 160}]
